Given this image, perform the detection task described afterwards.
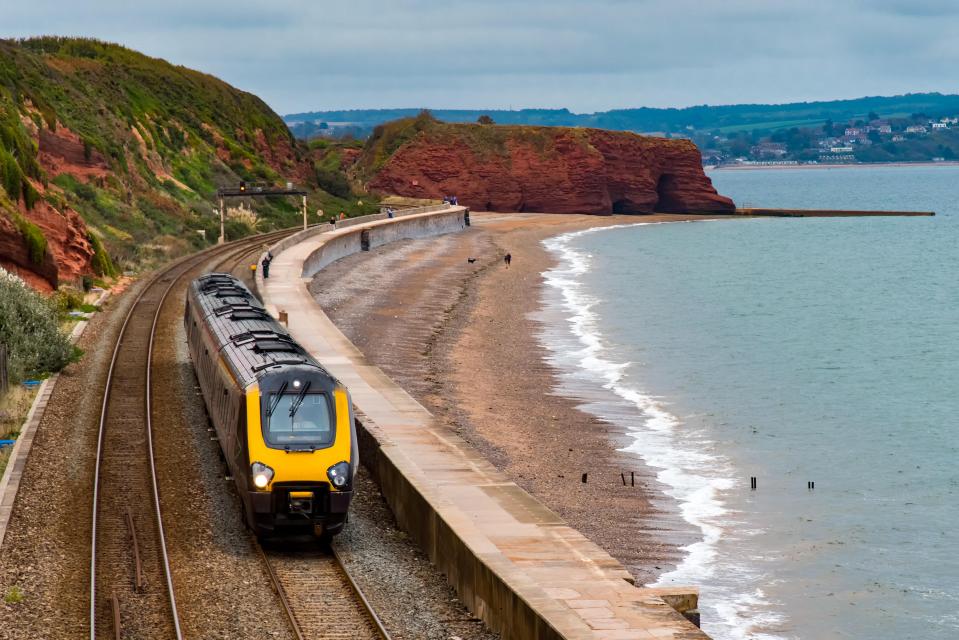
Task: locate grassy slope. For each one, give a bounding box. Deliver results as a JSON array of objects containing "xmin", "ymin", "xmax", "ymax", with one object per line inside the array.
[{"xmin": 0, "ymin": 37, "xmax": 377, "ymax": 278}]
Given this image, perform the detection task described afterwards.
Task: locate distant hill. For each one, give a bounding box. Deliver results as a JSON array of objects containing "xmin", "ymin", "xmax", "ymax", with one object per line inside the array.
[
  {"xmin": 286, "ymin": 93, "xmax": 959, "ymax": 138},
  {"xmin": 0, "ymin": 37, "xmax": 375, "ymax": 290}
]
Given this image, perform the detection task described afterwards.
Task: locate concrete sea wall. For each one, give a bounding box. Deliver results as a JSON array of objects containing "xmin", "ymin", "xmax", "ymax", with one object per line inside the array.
[
  {"xmin": 301, "ymin": 208, "xmax": 469, "ymax": 278},
  {"xmin": 263, "ymin": 208, "xmax": 705, "ymax": 640}
]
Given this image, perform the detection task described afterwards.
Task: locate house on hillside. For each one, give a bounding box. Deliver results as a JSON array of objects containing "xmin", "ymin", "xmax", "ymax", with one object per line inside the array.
[
  {"xmin": 892, "ymin": 134, "xmax": 906, "ymax": 142},
  {"xmin": 877, "ymin": 125, "xmax": 892, "ymax": 134},
  {"xmin": 750, "ymin": 142, "xmax": 788, "ymax": 158},
  {"xmin": 844, "ymin": 127, "xmax": 862, "ymax": 136},
  {"xmin": 931, "ymin": 122, "xmax": 949, "ymax": 130},
  {"xmin": 905, "ymin": 125, "xmax": 928, "ymax": 134}
]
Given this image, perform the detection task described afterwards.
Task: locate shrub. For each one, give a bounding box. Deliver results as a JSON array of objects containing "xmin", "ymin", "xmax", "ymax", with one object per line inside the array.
[
  {"xmin": 14, "ymin": 216, "xmax": 47, "ymax": 265},
  {"xmin": 53, "ymin": 286, "xmax": 85, "ymax": 314},
  {"xmin": 22, "ymin": 178, "xmax": 40, "ymax": 210},
  {"xmin": 3, "ymin": 586, "xmax": 24, "ymax": 605},
  {"xmin": 88, "ymin": 231, "xmax": 117, "ymax": 277},
  {"xmin": 0, "ymin": 148, "xmax": 22, "ymax": 201},
  {"xmin": 315, "ymin": 168, "xmax": 351, "ymax": 199},
  {"xmin": 0, "ymin": 268, "xmax": 77, "ymax": 383}
]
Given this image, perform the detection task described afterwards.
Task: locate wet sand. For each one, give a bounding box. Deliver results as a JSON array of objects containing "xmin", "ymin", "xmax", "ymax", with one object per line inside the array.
[{"xmin": 309, "ymin": 211, "xmax": 711, "ymax": 585}]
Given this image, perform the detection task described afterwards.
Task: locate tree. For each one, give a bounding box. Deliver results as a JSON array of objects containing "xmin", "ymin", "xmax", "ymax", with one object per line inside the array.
[
  {"xmin": 477, "ymin": 115, "xmax": 495, "ymax": 125},
  {"xmin": 868, "ymin": 111, "xmax": 879, "ymax": 122}
]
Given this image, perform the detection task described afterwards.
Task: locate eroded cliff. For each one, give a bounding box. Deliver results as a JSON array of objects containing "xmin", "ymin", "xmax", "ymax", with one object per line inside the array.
[{"xmin": 360, "ymin": 116, "xmax": 734, "ymax": 214}]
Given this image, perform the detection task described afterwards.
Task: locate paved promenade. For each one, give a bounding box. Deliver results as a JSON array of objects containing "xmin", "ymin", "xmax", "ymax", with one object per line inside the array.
[{"xmin": 261, "ymin": 209, "xmax": 708, "ymax": 640}]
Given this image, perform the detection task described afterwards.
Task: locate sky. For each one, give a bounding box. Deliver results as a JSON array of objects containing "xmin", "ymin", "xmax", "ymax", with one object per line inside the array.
[{"xmin": 3, "ymin": 0, "xmax": 959, "ymax": 115}]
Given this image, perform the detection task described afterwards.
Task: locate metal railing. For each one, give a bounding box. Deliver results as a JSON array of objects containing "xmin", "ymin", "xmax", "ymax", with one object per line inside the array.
[{"xmin": 332, "ymin": 202, "xmax": 450, "ymax": 230}]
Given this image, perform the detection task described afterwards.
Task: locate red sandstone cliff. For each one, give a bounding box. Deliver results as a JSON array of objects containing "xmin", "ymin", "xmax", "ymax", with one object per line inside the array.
[{"xmin": 364, "ymin": 122, "xmax": 734, "ymax": 214}]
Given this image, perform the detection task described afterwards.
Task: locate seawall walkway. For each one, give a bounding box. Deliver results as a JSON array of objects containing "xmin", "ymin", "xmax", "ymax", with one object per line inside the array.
[{"xmin": 260, "ymin": 207, "xmax": 709, "ymax": 640}]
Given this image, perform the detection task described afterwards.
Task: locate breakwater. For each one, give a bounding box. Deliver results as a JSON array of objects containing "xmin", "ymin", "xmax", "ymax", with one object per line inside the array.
[{"xmin": 736, "ymin": 207, "xmax": 934, "ymax": 216}]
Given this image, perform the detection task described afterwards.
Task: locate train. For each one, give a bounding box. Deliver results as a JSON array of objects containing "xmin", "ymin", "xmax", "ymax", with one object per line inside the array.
[{"xmin": 184, "ymin": 273, "xmax": 356, "ymax": 538}]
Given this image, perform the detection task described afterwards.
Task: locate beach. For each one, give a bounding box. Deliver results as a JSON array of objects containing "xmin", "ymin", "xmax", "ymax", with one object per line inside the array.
[{"xmin": 308, "ymin": 211, "xmax": 714, "ymax": 585}]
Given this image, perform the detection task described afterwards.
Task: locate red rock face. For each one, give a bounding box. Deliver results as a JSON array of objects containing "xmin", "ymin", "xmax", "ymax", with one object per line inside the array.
[
  {"xmin": 37, "ymin": 126, "xmax": 110, "ymax": 181},
  {"xmin": 368, "ymin": 126, "xmax": 735, "ymax": 214},
  {"xmin": 0, "ymin": 122, "xmax": 101, "ymax": 291},
  {"xmin": 0, "ymin": 200, "xmax": 94, "ymax": 292}
]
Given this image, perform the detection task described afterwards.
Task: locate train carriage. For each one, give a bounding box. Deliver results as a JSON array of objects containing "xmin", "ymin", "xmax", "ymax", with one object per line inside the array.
[{"xmin": 184, "ymin": 273, "xmax": 356, "ymax": 538}]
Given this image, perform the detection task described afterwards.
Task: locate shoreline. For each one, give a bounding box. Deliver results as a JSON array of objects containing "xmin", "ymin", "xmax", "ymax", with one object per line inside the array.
[
  {"xmin": 709, "ymin": 160, "xmax": 959, "ymax": 171},
  {"xmin": 307, "ymin": 211, "xmax": 715, "ymax": 586}
]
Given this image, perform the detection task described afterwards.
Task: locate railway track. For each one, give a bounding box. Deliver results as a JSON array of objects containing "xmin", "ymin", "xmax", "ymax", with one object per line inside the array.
[
  {"xmin": 88, "ymin": 229, "xmax": 296, "ymax": 640},
  {"xmin": 89, "ymin": 224, "xmax": 392, "ymax": 640},
  {"xmin": 257, "ymin": 541, "xmax": 390, "ymax": 640},
  {"xmin": 220, "ymin": 237, "xmax": 394, "ymax": 640}
]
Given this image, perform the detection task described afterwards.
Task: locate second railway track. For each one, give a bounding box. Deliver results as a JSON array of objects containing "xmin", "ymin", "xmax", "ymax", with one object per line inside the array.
[{"xmin": 89, "ymin": 225, "xmax": 392, "ymax": 640}]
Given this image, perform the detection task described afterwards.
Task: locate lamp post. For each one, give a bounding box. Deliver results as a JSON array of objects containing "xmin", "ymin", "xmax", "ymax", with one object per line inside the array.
[{"xmin": 218, "ymin": 198, "xmax": 225, "ymax": 244}]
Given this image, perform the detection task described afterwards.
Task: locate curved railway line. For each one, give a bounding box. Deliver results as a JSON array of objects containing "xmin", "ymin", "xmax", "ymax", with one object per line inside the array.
[{"xmin": 88, "ymin": 227, "xmax": 390, "ymax": 639}]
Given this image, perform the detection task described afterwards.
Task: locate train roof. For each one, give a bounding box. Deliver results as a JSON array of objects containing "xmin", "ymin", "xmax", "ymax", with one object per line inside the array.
[{"xmin": 188, "ymin": 273, "xmax": 332, "ymax": 388}]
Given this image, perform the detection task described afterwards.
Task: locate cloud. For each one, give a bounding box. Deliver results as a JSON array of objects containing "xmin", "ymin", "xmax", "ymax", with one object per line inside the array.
[{"xmin": 2, "ymin": 1, "xmax": 959, "ymax": 113}]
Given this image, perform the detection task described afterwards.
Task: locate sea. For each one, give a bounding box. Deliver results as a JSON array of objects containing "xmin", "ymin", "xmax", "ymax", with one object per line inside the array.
[{"xmin": 538, "ymin": 165, "xmax": 959, "ymax": 640}]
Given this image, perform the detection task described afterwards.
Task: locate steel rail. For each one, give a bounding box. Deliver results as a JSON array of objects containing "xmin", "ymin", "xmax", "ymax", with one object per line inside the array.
[
  {"xmin": 330, "ymin": 544, "xmax": 393, "ymax": 640},
  {"xmin": 254, "ymin": 542, "xmax": 307, "ymax": 640}
]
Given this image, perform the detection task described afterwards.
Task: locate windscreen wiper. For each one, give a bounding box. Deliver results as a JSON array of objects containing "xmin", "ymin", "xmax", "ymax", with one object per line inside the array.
[
  {"xmin": 267, "ymin": 381, "xmax": 288, "ymax": 416},
  {"xmin": 288, "ymin": 381, "xmax": 311, "ymax": 419}
]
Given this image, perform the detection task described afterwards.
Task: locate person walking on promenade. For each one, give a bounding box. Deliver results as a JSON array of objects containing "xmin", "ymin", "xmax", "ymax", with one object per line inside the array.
[
  {"xmin": 387, "ymin": 207, "xmax": 394, "ymax": 219},
  {"xmin": 504, "ymin": 252, "xmax": 512, "ymax": 268},
  {"xmin": 261, "ymin": 252, "xmax": 272, "ymax": 278}
]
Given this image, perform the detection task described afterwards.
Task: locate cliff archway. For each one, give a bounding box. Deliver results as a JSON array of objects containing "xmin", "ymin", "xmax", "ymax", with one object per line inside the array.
[{"xmin": 654, "ymin": 173, "xmax": 684, "ymax": 212}]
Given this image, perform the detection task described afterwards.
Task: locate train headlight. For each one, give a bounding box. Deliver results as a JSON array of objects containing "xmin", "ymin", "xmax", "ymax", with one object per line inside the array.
[
  {"xmin": 327, "ymin": 462, "xmax": 351, "ymax": 490},
  {"xmin": 251, "ymin": 462, "xmax": 274, "ymax": 489}
]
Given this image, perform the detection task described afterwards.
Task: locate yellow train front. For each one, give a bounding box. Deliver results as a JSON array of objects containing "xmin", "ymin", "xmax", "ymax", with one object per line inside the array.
[{"xmin": 185, "ymin": 273, "xmax": 357, "ymax": 538}]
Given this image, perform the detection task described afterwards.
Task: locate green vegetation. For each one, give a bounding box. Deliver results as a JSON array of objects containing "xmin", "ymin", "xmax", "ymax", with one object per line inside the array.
[
  {"xmin": 3, "ymin": 586, "xmax": 24, "ymax": 605},
  {"xmin": 0, "ymin": 37, "xmax": 376, "ymax": 283},
  {"xmin": 0, "ymin": 268, "xmax": 78, "ymax": 383},
  {"xmin": 13, "ymin": 214, "xmax": 47, "ymax": 264},
  {"xmin": 87, "ymin": 231, "xmax": 116, "ymax": 277},
  {"xmin": 360, "ymin": 110, "xmax": 438, "ymax": 176}
]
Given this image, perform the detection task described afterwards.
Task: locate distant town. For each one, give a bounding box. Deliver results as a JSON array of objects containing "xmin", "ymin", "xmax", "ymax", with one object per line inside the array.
[{"xmin": 690, "ymin": 113, "xmax": 959, "ymax": 167}]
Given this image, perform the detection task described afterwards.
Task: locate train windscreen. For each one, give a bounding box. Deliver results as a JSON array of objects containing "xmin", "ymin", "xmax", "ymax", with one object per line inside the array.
[{"xmin": 264, "ymin": 392, "xmax": 334, "ymax": 448}]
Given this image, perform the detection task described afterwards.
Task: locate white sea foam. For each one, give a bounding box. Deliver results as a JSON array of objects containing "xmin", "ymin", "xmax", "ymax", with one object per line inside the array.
[{"xmin": 539, "ymin": 223, "xmax": 789, "ymax": 640}]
